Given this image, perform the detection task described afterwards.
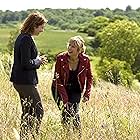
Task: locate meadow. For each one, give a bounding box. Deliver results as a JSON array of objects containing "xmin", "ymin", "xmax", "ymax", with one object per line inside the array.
[
  {"xmin": 1, "ymin": 66, "xmax": 140, "ymax": 140},
  {"xmin": 0, "ymin": 26, "xmax": 88, "ymax": 55},
  {"xmin": 1, "ymin": 26, "xmax": 140, "ymax": 140},
  {"xmin": 0, "ymin": 27, "xmax": 15, "ymax": 51}
]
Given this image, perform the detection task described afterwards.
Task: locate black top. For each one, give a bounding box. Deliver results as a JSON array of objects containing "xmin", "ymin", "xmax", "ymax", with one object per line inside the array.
[
  {"xmin": 67, "ymin": 70, "xmax": 81, "ymax": 92},
  {"xmin": 10, "ymin": 33, "xmax": 42, "ymax": 85},
  {"xmin": 66, "ymin": 68, "xmax": 81, "ymax": 103}
]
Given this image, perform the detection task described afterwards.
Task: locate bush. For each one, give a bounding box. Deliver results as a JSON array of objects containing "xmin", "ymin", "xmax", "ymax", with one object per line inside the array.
[
  {"xmin": 89, "ymin": 35, "xmax": 101, "ymax": 49},
  {"xmin": 135, "ymin": 72, "xmax": 140, "ymax": 82},
  {"xmin": 87, "ymin": 28, "xmax": 96, "ymax": 36},
  {"xmin": 96, "ymin": 58, "xmax": 134, "ymax": 86}
]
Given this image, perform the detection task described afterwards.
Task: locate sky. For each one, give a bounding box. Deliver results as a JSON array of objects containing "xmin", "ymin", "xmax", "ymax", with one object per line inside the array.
[{"xmin": 0, "ymin": 0, "xmax": 140, "ymax": 12}]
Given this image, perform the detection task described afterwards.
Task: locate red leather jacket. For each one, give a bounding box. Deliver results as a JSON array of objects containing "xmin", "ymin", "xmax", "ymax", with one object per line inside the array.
[{"xmin": 52, "ymin": 52, "xmax": 93, "ymax": 104}]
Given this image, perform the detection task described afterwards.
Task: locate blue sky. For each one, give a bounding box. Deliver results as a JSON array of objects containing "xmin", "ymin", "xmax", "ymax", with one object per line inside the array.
[{"xmin": 0, "ymin": 0, "xmax": 139, "ymax": 11}]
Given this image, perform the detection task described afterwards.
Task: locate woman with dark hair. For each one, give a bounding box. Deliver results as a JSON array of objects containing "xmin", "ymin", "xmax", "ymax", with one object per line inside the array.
[
  {"xmin": 10, "ymin": 11, "xmax": 47, "ymax": 139},
  {"xmin": 51, "ymin": 35, "xmax": 93, "ymax": 138}
]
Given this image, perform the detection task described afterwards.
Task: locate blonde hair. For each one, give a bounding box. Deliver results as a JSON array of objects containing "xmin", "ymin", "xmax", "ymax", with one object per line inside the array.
[
  {"xmin": 20, "ymin": 11, "xmax": 47, "ymax": 34},
  {"xmin": 67, "ymin": 35, "xmax": 86, "ymax": 53}
]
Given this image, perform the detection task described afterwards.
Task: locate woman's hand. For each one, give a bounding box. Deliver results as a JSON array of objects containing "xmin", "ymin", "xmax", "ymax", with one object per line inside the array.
[
  {"xmin": 82, "ymin": 96, "xmax": 89, "ymax": 103},
  {"xmin": 40, "ymin": 55, "xmax": 48, "ymax": 65},
  {"xmin": 64, "ymin": 102, "xmax": 72, "ymax": 110}
]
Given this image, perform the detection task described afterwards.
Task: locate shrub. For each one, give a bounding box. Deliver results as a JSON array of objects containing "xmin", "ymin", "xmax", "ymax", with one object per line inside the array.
[
  {"xmin": 135, "ymin": 72, "xmax": 140, "ymax": 82},
  {"xmin": 96, "ymin": 58, "xmax": 134, "ymax": 86}
]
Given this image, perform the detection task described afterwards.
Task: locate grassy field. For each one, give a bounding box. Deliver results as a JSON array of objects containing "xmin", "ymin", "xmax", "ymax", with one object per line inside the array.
[
  {"xmin": 35, "ymin": 29, "xmax": 88, "ymax": 55},
  {"xmin": 2, "ymin": 26, "xmax": 140, "ymax": 140},
  {"xmin": 0, "ymin": 26, "xmax": 88, "ymax": 55},
  {"xmin": 1, "ymin": 66, "xmax": 140, "ymax": 140},
  {"xmin": 0, "ymin": 27, "xmax": 16, "ymax": 51}
]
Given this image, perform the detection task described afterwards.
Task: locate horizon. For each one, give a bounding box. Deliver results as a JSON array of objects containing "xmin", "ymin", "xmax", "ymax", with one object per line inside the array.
[{"xmin": 0, "ymin": 0, "xmax": 140, "ymax": 12}]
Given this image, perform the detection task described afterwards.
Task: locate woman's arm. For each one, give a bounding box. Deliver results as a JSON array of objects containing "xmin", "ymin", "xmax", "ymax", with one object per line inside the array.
[
  {"xmin": 53, "ymin": 56, "xmax": 68, "ymax": 104},
  {"xmin": 20, "ymin": 35, "xmax": 42, "ymax": 70},
  {"xmin": 83, "ymin": 58, "xmax": 93, "ymax": 100}
]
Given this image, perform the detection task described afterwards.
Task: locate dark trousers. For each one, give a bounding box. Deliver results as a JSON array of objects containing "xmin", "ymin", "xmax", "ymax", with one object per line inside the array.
[
  {"xmin": 13, "ymin": 84, "xmax": 44, "ymax": 139},
  {"xmin": 51, "ymin": 85, "xmax": 81, "ymax": 130}
]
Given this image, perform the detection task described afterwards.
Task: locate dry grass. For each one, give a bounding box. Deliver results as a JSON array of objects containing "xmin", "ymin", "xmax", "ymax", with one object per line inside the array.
[{"xmin": 1, "ymin": 69, "xmax": 140, "ymax": 140}]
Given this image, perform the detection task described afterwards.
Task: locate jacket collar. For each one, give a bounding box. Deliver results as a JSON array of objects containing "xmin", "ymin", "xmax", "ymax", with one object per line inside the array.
[
  {"xmin": 78, "ymin": 53, "xmax": 87, "ymax": 73},
  {"xmin": 61, "ymin": 52, "xmax": 87, "ymax": 73}
]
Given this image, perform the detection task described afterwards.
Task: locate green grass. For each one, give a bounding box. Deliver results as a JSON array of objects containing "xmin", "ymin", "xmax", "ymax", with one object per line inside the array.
[
  {"xmin": 0, "ymin": 27, "xmax": 16, "ymax": 51},
  {"xmin": 0, "ymin": 26, "xmax": 87, "ymax": 55},
  {"xmin": 34, "ymin": 29, "xmax": 88, "ymax": 55}
]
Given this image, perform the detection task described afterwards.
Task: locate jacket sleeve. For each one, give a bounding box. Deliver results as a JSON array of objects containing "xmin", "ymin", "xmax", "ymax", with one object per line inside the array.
[
  {"xmin": 20, "ymin": 36, "xmax": 42, "ymax": 70},
  {"xmin": 83, "ymin": 58, "xmax": 93, "ymax": 99},
  {"xmin": 53, "ymin": 56, "xmax": 68, "ymax": 104}
]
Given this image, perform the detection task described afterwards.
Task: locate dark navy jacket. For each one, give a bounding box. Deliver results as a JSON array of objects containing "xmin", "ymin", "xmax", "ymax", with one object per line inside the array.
[{"xmin": 10, "ymin": 33, "xmax": 42, "ymax": 85}]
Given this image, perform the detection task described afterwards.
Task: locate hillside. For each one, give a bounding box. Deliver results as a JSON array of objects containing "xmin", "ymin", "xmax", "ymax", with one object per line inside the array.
[{"xmin": 1, "ymin": 69, "xmax": 140, "ymax": 139}]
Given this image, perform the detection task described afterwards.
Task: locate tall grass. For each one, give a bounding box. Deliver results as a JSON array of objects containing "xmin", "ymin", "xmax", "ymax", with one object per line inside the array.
[
  {"xmin": 1, "ymin": 65, "xmax": 140, "ymax": 139},
  {"xmin": 1, "ymin": 27, "xmax": 140, "ymax": 139}
]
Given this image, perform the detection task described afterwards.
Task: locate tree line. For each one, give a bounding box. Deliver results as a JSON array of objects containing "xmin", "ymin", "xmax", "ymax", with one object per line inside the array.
[{"xmin": 1, "ymin": 5, "xmax": 140, "ymax": 30}]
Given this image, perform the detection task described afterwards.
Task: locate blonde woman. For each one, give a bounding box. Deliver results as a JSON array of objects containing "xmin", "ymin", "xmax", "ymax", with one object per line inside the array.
[
  {"xmin": 10, "ymin": 11, "xmax": 47, "ymax": 139},
  {"xmin": 51, "ymin": 35, "xmax": 93, "ymax": 136}
]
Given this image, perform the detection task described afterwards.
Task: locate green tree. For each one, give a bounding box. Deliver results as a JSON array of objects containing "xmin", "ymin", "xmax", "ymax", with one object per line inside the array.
[
  {"xmin": 125, "ymin": 5, "xmax": 132, "ymax": 12},
  {"xmin": 99, "ymin": 20, "xmax": 140, "ymax": 65},
  {"xmin": 82, "ymin": 16, "xmax": 110, "ymax": 36},
  {"xmin": 97, "ymin": 58, "xmax": 134, "ymax": 86}
]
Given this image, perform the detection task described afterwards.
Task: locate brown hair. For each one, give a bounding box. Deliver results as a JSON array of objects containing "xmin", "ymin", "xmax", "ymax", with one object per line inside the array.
[
  {"xmin": 67, "ymin": 35, "xmax": 86, "ymax": 53},
  {"xmin": 20, "ymin": 11, "xmax": 47, "ymax": 34}
]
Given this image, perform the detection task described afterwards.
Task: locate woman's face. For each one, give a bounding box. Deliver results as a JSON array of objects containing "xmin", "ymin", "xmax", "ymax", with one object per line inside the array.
[
  {"xmin": 32, "ymin": 23, "xmax": 45, "ymax": 36},
  {"xmin": 67, "ymin": 41, "xmax": 80, "ymax": 57}
]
